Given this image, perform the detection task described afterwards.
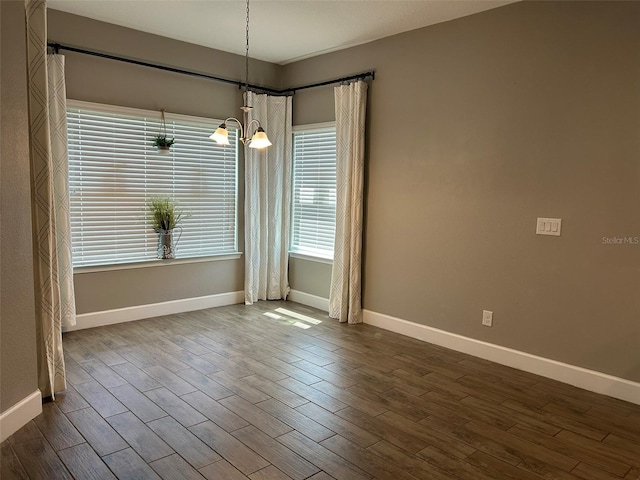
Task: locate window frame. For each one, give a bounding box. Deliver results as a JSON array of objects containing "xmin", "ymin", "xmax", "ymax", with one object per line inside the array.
[
  {"xmin": 67, "ymin": 99, "xmax": 241, "ymax": 272},
  {"xmin": 290, "ymin": 121, "xmax": 337, "ymax": 263}
]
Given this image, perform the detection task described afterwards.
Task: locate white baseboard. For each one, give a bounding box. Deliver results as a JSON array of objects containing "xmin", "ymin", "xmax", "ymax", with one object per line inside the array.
[
  {"xmin": 288, "ymin": 290, "xmax": 329, "ymax": 312},
  {"xmin": 67, "ymin": 291, "xmax": 245, "ymax": 331},
  {"xmin": 363, "ymin": 309, "xmax": 640, "ymax": 406},
  {"xmin": 0, "ymin": 390, "xmax": 42, "ymax": 443}
]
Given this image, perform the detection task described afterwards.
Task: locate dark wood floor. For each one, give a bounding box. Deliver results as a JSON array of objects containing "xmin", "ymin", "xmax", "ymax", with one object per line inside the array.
[{"xmin": 2, "ymin": 301, "xmax": 640, "ymax": 480}]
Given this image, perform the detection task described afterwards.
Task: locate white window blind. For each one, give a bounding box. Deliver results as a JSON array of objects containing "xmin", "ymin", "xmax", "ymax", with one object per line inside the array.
[
  {"xmin": 67, "ymin": 101, "xmax": 238, "ymax": 268},
  {"xmin": 291, "ymin": 124, "xmax": 337, "ymax": 259}
]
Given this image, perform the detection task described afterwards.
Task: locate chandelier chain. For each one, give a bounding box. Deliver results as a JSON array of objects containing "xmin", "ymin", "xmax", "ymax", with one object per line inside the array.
[
  {"xmin": 245, "ymin": 0, "xmax": 250, "ymax": 96},
  {"xmin": 208, "ymin": 0, "xmax": 270, "ymax": 149}
]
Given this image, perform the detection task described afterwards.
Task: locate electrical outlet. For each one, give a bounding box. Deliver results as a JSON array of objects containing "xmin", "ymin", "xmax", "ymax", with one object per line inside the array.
[{"xmin": 482, "ymin": 310, "xmax": 493, "ymax": 327}]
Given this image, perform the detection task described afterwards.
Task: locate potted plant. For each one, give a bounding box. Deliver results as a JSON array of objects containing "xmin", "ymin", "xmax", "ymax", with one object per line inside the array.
[
  {"xmin": 147, "ymin": 195, "xmax": 187, "ymax": 259},
  {"xmin": 153, "ymin": 134, "xmax": 175, "ymax": 154},
  {"xmin": 153, "ymin": 109, "xmax": 175, "ymax": 154}
]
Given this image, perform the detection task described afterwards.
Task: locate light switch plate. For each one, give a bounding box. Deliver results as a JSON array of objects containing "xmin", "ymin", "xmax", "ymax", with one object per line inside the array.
[{"xmin": 536, "ymin": 218, "xmax": 562, "ymax": 236}]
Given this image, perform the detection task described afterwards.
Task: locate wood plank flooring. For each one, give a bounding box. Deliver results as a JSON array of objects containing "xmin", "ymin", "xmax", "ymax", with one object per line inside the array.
[{"xmin": 2, "ymin": 300, "xmax": 640, "ymax": 480}]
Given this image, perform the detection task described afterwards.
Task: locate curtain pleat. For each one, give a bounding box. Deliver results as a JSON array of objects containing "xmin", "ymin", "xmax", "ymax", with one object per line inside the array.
[
  {"xmin": 329, "ymin": 81, "xmax": 368, "ymax": 324},
  {"xmin": 244, "ymin": 93, "xmax": 293, "ymax": 304},
  {"xmin": 25, "ymin": 0, "xmax": 72, "ymax": 398},
  {"xmin": 49, "ymin": 54, "xmax": 76, "ymax": 329}
]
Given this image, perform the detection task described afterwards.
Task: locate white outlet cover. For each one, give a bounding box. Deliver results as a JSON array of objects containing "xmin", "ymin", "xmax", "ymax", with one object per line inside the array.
[{"xmin": 482, "ymin": 310, "xmax": 493, "ymax": 327}]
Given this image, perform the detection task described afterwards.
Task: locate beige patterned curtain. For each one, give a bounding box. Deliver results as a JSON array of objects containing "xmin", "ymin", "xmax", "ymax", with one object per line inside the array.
[
  {"xmin": 329, "ymin": 81, "xmax": 368, "ymax": 324},
  {"xmin": 48, "ymin": 54, "xmax": 76, "ymax": 330},
  {"xmin": 244, "ymin": 92, "xmax": 293, "ymax": 304},
  {"xmin": 25, "ymin": 0, "xmax": 74, "ymax": 398}
]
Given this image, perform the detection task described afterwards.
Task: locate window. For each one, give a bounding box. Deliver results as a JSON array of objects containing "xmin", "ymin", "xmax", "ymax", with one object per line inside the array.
[
  {"xmin": 290, "ymin": 123, "xmax": 337, "ymax": 260},
  {"xmin": 67, "ymin": 101, "xmax": 238, "ymax": 268}
]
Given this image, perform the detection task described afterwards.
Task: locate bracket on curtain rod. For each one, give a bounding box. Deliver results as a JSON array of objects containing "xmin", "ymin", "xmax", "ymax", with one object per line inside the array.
[{"xmin": 242, "ymin": 85, "xmax": 292, "ymax": 97}]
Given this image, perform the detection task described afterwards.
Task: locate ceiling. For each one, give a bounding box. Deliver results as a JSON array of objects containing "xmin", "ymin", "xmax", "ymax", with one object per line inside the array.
[{"xmin": 48, "ymin": 0, "xmax": 516, "ymax": 65}]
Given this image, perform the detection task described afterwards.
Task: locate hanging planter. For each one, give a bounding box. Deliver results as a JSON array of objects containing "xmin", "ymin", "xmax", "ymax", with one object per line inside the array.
[
  {"xmin": 147, "ymin": 195, "xmax": 187, "ymax": 259},
  {"xmin": 152, "ymin": 109, "xmax": 175, "ymax": 154}
]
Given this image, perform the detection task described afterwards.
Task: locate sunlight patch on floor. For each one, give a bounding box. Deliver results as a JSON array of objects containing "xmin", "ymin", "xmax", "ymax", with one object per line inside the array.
[
  {"xmin": 274, "ymin": 308, "xmax": 322, "ymax": 325},
  {"xmin": 290, "ymin": 321, "xmax": 311, "ymax": 329},
  {"xmin": 263, "ymin": 310, "xmax": 313, "ymax": 329}
]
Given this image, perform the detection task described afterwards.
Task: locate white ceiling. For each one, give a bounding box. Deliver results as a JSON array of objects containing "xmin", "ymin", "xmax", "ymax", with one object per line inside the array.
[{"xmin": 48, "ymin": 0, "xmax": 516, "ymax": 65}]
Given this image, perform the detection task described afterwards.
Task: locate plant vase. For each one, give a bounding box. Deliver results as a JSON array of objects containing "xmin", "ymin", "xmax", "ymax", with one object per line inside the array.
[
  {"xmin": 157, "ymin": 145, "xmax": 171, "ymax": 155},
  {"xmin": 156, "ymin": 228, "xmax": 176, "ymax": 259}
]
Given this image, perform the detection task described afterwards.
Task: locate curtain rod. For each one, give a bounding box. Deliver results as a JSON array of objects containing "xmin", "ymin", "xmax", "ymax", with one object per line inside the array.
[
  {"xmin": 47, "ymin": 42, "xmax": 375, "ymax": 95},
  {"xmin": 285, "ymin": 71, "xmax": 375, "ymax": 93}
]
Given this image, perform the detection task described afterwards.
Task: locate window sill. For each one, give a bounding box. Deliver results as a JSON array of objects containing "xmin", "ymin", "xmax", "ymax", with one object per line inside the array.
[
  {"xmin": 74, "ymin": 252, "xmax": 243, "ymax": 274},
  {"xmin": 289, "ymin": 252, "xmax": 333, "ymax": 265}
]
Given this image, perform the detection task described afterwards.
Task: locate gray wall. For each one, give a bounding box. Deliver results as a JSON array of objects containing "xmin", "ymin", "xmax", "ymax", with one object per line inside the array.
[
  {"xmin": 48, "ymin": 11, "xmax": 282, "ymax": 313},
  {"xmin": 283, "ymin": 1, "xmax": 640, "ymax": 382},
  {"xmin": 47, "ymin": 3, "xmax": 639, "ymax": 382},
  {"xmin": 1, "ymin": 0, "xmax": 38, "ymax": 412},
  {"xmin": 288, "ymin": 257, "xmax": 332, "ymax": 299}
]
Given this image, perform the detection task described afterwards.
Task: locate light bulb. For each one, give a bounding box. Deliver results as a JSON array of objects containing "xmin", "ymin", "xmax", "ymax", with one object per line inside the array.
[
  {"xmin": 249, "ymin": 127, "xmax": 272, "ymax": 149},
  {"xmin": 209, "ymin": 124, "xmax": 230, "ymax": 145}
]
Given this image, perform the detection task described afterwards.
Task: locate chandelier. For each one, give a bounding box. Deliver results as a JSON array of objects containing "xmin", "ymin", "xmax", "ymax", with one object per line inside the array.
[{"xmin": 209, "ymin": 0, "xmax": 271, "ymax": 149}]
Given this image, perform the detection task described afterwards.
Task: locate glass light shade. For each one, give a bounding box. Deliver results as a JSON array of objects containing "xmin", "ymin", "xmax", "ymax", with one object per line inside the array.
[
  {"xmin": 209, "ymin": 125, "xmax": 230, "ymax": 145},
  {"xmin": 248, "ymin": 127, "xmax": 272, "ymax": 149}
]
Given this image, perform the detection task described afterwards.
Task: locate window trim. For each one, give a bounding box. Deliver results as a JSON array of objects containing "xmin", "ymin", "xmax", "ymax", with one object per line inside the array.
[
  {"xmin": 292, "ymin": 121, "xmax": 336, "ymax": 133},
  {"xmin": 74, "ymin": 252, "xmax": 243, "ymax": 274},
  {"xmin": 67, "ymin": 100, "xmax": 227, "ymax": 131},
  {"xmin": 67, "ymin": 99, "xmax": 240, "ymax": 268},
  {"xmin": 289, "ymin": 251, "xmax": 333, "ymax": 265},
  {"xmin": 289, "ymin": 121, "xmax": 337, "ymax": 263}
]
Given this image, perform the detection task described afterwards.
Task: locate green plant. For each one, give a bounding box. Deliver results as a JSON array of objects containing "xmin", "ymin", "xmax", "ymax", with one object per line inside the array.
[
  {"xmin": 147, "ymin": 195, "xmax": 187, "ymax": 231},
  {"xmin": 153, "ymin": 134, "xmax": 175, "ymax": 148}
]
